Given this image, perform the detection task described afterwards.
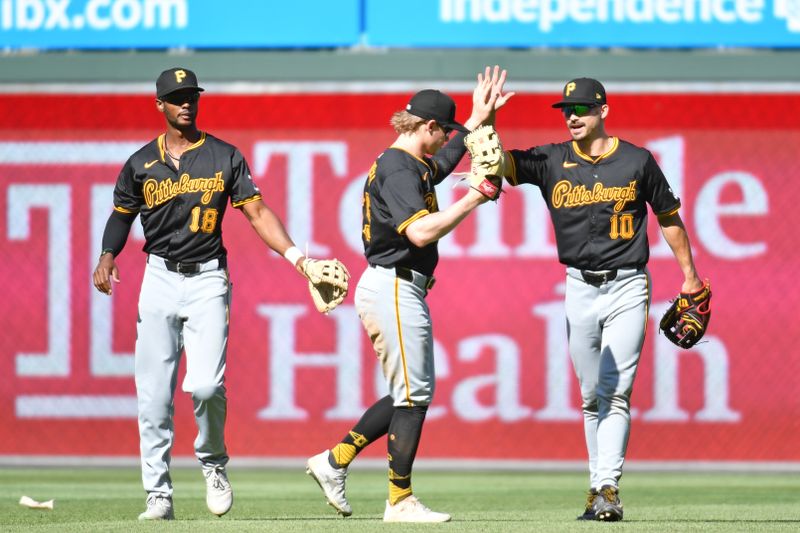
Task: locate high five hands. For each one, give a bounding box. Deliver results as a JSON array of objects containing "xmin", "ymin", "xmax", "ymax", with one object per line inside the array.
[{"xmin": 471, "ymin": 65, "xmax": 515, "ymax": 126}]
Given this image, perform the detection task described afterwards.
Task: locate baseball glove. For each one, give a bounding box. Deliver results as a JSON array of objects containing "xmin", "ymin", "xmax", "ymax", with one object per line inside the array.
[
  {"xmin": 302, "ymin": 258, "xmax": 350, "ymax": 314},
  {"xmin": 463, "ymin": 125, "xmax": 506, "ymax": 201},
  {"xmin": 659, "ymin": 279, "xmax": 712, "ymax": 349}
]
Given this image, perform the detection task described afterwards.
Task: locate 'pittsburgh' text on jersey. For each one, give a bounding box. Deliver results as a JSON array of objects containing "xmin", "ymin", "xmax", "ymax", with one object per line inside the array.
[
  {"xmin": 508, "ymin": 137, "xmax": 680, "ymax": 270},
  {"xmin": 112, "ymin": 132, "xmax": 262, "ymax": 263}
]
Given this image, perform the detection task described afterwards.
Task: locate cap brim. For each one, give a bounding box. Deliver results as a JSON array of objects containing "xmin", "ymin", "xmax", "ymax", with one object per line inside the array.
[
  {"xmin": 551, "ymin": 99, "xmax": 597, "ymax": 108},
  {"xmin": 445, "ymin": 121, "xmax": 469, "ymax": 133},
  {"xmin": 158, "ymin": 86, "xmax": 205, "ymax": 98}
]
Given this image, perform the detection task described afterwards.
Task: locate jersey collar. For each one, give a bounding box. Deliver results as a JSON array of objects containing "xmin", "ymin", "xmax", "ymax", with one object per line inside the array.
[
  {"xmin": 157, "ymin": 131, "xmax": 207, "ymax": 163},
  {"xmin": 388, "ymin": 145, "xmax": 435, "ymax": 175},
  {"xmin": 572, "ymin": 136, "xmax": 618, "ymax": 164}
]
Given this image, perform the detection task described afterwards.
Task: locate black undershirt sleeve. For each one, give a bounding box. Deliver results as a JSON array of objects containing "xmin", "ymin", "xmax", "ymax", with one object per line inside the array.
[
  {"xmin": 101, "ymin": 210, "xmax": 137, "ymax": 256},
  {"xmin": 431, "ymin": 131, "xmax": 468, "ymax": 183}
]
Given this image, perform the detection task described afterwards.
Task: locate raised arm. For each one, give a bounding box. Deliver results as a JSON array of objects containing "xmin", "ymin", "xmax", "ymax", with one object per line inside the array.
[
  {"xmin": 463, "ymin": 65, "xmax": 514, "ymax": 130},
  {"xmin": 433, "ymin": 66, "xmax": 513, "ymax": 177},
  {"xmin": 404, "ymin": 188, "xmax": 488, "ymax": 248}
]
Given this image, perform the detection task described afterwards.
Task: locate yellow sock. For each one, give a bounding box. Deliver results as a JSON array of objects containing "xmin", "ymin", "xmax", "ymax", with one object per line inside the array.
[
  {"xmin": 388, "ymin": 468, "xmax": 412, "ymax": 505},
  {"xmin": 388, "ymin": 484, "xmax": 412, "ymax": 505},
  {"xmin": 330, "ymin": 443, "xmax": 357, "ymax": 468},
  {"xmin": 331, "ymin": 431, "xmax": 369, "ymax": 467}
]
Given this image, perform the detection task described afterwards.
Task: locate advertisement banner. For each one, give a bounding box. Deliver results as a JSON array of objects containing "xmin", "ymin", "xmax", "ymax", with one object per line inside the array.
[
  {"xmin": 365, "ymin": 0, "xmax": 800, "ymax": 48},
  {"xmin": 0, "ymin": 0, "xmax": 361, "ymax": 49},
  {"xmin": 1, "ymin": 90, "xmax": 798, "ymax": 461}
]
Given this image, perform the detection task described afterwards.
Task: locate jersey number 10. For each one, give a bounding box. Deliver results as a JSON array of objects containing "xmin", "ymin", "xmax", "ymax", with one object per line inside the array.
[{"xmin": 609, "ymin": 213, "xmax": 634, "ymax": 240}]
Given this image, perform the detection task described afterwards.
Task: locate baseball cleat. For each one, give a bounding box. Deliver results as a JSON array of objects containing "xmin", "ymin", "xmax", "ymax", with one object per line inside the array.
[
  {"xmin": 595, "ymin": 485, "xmax": 624, "ymax": 521},
  {"xmin": 576, "ymin": 488, "xmax": 599, "ymax": 520},
  {"xmin": 306, "ymin": 450, "xmax": 352, "ymax": 516},
  {"xmin": 138, "ymin": 494, "xmax": 174, "ymax": 520},
  {"xmin": 204, "ymin": 464, "xmax": 233, "ymax": 516},
  {"xmin": 383, "ymin": 495, "xmax": 451, "ymax": 523}
]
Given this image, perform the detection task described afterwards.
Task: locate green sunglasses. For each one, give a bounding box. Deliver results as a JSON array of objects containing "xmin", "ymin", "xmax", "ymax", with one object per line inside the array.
[{"xmin": 561, "ymin": 104, "xmax": 597, "ymax": 118}]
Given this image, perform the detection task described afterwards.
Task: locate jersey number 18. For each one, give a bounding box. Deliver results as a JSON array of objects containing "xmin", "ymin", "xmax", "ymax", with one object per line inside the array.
[{"xmin": 189, "ymin": 207, "xmax": 219, "ymax": 233}]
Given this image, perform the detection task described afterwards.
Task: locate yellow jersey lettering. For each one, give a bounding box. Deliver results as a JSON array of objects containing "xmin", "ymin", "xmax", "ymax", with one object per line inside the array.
[
  {"xmin": 367, "ymin": 162, "xmax": 377, "ymax": 185},
  {"xmin": 551, "ymin": 180, "xmax": 637, "ymax": 212},
  {"xmin": 142, "ymin": 172, "xmax": 226, "ymax": 208},
  {"xmin": 424, "ymin": 191, "xmax": 438, "ymax": 213}
]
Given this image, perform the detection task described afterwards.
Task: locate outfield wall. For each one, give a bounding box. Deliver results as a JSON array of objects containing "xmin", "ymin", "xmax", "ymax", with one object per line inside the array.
[{"xmin": 1, "ymin": 85, "xmax": 797, "ymax": 464}]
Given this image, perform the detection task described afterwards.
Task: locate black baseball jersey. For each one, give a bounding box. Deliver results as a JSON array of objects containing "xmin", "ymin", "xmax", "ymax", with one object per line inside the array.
[
  {"xmin": 112, "ymin": 132, "xmax": 261, "ymax": 263},
  {"xmin": 361, "ymin": 147, "xmax": 445, "ymax": 277},
  {"xmin": 508, "ymin": 138, "xmax": 680, "ymax": 270}
]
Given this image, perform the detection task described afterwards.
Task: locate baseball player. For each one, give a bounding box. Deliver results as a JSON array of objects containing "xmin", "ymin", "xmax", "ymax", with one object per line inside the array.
[
  {"xmin": 91, "ymin": 67, "xmax": 344, "ymax": 520},
  {"xmin": 497, "ymin": 78, "xmax": 705, "ymax": 521},
  {"xmin": 305, "ymin": 67, "xmax": 512, "ymax": 523}
]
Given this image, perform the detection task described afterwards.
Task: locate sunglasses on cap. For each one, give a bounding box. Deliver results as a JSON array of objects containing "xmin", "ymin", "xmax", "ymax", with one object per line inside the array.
[{"xmin": 561, "ymin": 104, "xmax": 598, "ymax": 118}]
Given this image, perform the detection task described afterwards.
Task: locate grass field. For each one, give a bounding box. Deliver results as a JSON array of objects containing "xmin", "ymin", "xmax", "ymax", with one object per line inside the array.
[{"xmin": 2, "ymin": 467, "xmax": 798, "ymax": 532}]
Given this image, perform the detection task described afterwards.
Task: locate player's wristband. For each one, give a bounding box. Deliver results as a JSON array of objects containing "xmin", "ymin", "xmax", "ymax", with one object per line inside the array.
[{"xmin": 283, "ymin": 246, "xmax": 304, "ymax": 268}]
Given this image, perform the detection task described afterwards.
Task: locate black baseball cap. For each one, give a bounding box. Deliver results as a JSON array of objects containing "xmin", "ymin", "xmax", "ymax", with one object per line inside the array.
[
  {"xmin": 156, "ymin": 67, "xmax": 204, "ymax": 98},
  {"xmin": 551, "ymin": 77, "xmax": 606, "ymax": 108},
  {"xmin": 406, "ymin": 89, "xmax": 468, "ymax": 133}
]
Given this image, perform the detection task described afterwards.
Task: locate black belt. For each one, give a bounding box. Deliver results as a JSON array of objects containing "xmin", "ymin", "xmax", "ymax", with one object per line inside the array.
[
  {"xmin": 372, "ymin": 264, "xmax": 436, "ymax": 291},
  {"xmin": 163, "ymin": 256, "xmax": 226, "ymax": 274},
  {"xmin": 395, "ymin": 266, "xmax": 436, "ymax": 290},
  {"xmin": 580, "ymin": 269, "xmax": 618, "ymax": 286}
]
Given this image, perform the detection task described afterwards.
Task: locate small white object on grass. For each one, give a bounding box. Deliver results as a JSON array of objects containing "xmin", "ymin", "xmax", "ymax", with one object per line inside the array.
[{"xmin": 19, "ymin": 495, "xmax": 54, "ymax": 510}]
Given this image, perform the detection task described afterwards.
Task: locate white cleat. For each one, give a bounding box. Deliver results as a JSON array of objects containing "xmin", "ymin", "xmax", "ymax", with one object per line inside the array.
[
  {"xmin": 383, "ymin": 495, "xmax": 451, "ymax": 523},
  {"xmin": 204, "ymin": 465, "xmax": 233, "ymax": 516},
  {"xmin": 305, "ymin": 450, "xmax": 352, "ymax": 516},
  {"xmin": 138, "ymin": 494, "xmax": 174, "ymax": 520}
]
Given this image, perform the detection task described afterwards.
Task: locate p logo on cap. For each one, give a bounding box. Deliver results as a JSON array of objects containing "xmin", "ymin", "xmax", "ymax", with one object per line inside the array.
[
  {"xmin": 551, "ymin": 77, "xmax": 607, "ymax": 108},
  {"xmin": 156, "ymin": 67, "xmax": 204, "ymax": 98}
]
